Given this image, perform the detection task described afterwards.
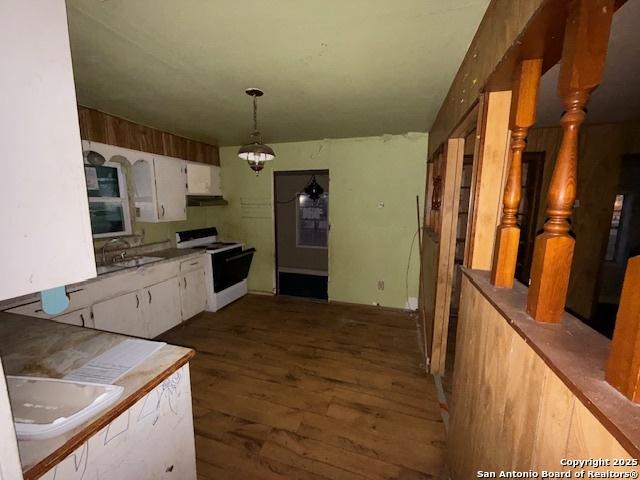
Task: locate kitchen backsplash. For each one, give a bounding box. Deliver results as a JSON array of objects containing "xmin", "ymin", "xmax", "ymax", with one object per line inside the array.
[{"xmin": 93, "ymin": 206, "xmax": 223, "ymax": 251}]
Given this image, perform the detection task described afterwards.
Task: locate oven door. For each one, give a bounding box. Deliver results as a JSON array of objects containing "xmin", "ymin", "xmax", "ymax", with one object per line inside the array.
[{"xmin": 212, "ymin": 247, "xmax": 255, "ymax": 292}]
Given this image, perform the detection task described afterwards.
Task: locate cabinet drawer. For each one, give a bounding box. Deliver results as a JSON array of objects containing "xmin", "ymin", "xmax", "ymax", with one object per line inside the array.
[
  {"xmin": 179, "ymin": 256, "xmax": 208, "ymax": 273},
  {"xmin": 5, "ymin": 289, "xmax": 88, "ymax": 319}
]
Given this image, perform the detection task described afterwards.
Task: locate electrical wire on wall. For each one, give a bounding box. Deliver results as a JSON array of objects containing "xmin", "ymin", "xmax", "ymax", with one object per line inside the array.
[
  {"xmin": 275, "ymin": 195, "xmax": 298, "ymax": 204},
  {"xmin": 405, "ymin": 226, "xmax": 421, "ymax": 311},
  {"xmin": 276, "ymin": 174, "xmax": 326, "ymax": 205},
  {"xmin": 406, "ymin": 193, "xmax": 423, "ymax": 312}
]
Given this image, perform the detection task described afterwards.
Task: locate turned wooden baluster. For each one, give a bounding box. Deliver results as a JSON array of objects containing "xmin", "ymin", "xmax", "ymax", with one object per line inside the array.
[
  {"xmin": 527, "ymin": 0, "xmax": 614, "ymax": 323},
  {"xmin": 491, "ymin": 59, "xmax": 543, "ymax": 288},
  {"xmin": 606, "ymin": 256, "xmax": 640, "ymax": 403}
]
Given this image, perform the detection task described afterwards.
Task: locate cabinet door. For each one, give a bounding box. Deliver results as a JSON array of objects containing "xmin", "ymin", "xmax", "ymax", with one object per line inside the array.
[
  {"xmin": 1, "ymin": 0, "xmax": 96, "ymax": 300},
  {"xmin": 153, "ymin": 156, "xmax": 187, "ymax": 221},
  {"xmin": 180, "ymin": 269, "xmax": 207, "ymax": 321},
  {"xmin": 144, "ymin": 278, "xmax": 181, "ymax": 338},
  {"xmin": 93, "ymin": 291, "xmax": 147, "ymax": 337},
  {"xmin": 132, "ymin": 157, "xmax": 159, "ymax": 222},
  {"xmin": 186, "ymin": 162, "xmax": 212, "ymax": 195},
  {"xmin": 54, "ymin": 307, "xmax": 91, "ymax": 327}
]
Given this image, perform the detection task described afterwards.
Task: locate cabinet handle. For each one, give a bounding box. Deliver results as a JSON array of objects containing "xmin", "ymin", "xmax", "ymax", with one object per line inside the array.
[
  {"xmin": 136, "ymin": 294, "xmax": 140, "ymax": 308},
  {"xmin": 148, "ymin": 290, "xmax": 152, "ymax": 304},
  {"xmin": 189, "ymin": 261, "xmax": 199, "ymax": 266},
  {"xmin": 184, "ymin": 277, "xmax": 188, "ymax": 289},
  {"xmin": 80, "ymin": 313, "xmax": 85, "ymax": 327},
  {"xmin": 161, "ymin": 205, "xmax": 165, "ymax": 218}
]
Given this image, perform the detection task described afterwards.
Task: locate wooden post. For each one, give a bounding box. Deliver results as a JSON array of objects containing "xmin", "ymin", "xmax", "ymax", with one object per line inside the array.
[
  {"xmin": 526, "ymin": 0, "xmax": 614, "ymax": 323},
  {"xmin": 606, "ymin": 256, "xmax": 640, "ymax": 402},
  {"xmin": 491, "ymin": 59, "xmax": 542, "ymax": 288},
  {"xmin": 467, "ymin": 91, "xmax": 512, "ymax": 270}
]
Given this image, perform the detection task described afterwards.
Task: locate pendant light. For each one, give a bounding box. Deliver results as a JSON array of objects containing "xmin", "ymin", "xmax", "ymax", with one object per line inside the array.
[
  {"xmin": 303, "ymin": 175, "xmax": 324, "ymax": 201},
  {"xmin": 238, "ymin": 88, "xmax": 275, "ymax": 174}
]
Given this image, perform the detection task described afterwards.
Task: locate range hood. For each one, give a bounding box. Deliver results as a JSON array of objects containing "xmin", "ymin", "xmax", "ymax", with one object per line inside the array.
[{"xmin": 186, "ymin": 195, "xmax": 228, "ymax": 207}]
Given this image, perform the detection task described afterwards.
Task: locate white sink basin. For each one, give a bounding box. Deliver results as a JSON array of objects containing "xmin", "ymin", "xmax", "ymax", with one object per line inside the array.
[
  {"xmin": 97, "ymin": 256, "xmax": 163, "ymax": 275},
  {"xmin": 6, "ymin": 376, "xmax": 124, "ymax": 440}
]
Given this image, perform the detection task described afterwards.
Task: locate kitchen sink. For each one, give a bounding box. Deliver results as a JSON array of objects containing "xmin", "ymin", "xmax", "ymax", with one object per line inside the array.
[
  {"xmin": 97, "ymin": 256, "xmax": 163, "ymax": 275},
  {"xmin": 6, "ymin": 376, "xmax": 123, "ymax": 440}
]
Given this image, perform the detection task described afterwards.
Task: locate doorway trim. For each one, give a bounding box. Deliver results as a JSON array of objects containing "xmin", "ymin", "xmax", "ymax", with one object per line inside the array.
[
  {"xmin": 420, "ymin": 91, "xmax": 512, "ymax": 375},
  {"xmin": 273, "ymin": 169, "xmax": 330, "ymax": 297}
]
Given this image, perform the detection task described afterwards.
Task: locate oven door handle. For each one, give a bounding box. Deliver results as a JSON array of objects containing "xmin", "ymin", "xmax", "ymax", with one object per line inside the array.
[{"xmin": 224, "ymin": 249, "xmax": 255, "ymax": 263}]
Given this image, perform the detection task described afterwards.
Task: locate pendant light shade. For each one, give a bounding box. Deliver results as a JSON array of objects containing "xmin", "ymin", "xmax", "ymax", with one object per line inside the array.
[
  {"xmin": 238, "ymin": 142, "xmax": 275, "ymax": 162},
  {"xmin": 238, "ymin": 88, "xmax": 275, "ymax": 174}
]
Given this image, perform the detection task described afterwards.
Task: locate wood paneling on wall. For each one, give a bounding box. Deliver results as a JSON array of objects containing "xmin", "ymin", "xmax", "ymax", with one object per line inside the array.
[
  {"xmin": 78, "ymin": 106, "xmax": 219, "ymax": 165},
  {"xmin": 526, "ymin": 123, "xmax": 640, "ymax": 319},
  {"xmin": 448, "ymin": 274, "xmax": 637, "ymax": 478}
]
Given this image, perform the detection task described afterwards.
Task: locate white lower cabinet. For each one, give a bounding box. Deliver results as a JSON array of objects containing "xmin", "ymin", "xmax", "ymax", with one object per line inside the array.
[
  {"xmin": 3, "ymin": 254, "xmax": 209, "ymax": 339},
  {"xmin": 180, "ymin": 269, "xmax": 207, "ymax": 321},
  {"xmin": 54, "ymin": 307, "xmax": 91, "ymax": 327},
  {"xmin": 144, "ymin": 278, "xmax": 182, "ymax": 338},
  {"xmin": 93, "ymin": 291, "xmax": 147, "ymax": 338}
]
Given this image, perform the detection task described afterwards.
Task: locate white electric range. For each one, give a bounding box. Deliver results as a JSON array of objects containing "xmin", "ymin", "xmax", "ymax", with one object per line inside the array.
[{"xmin": 176, "ymin": 227, "xmax": 255, "ymax": 312}]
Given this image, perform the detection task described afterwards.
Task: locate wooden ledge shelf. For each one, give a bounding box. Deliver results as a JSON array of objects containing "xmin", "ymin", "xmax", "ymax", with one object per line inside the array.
[{"xmin": 462, "ymin": 268, "xmax": 640, "ymax": 458}]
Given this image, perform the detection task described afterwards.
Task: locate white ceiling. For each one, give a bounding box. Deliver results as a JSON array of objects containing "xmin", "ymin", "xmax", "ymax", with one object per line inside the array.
[
  {"xmin": 536, "ymin": 0, "xmax": 640, "ymax": 127},
  {"xmin": 66, "ymin": 0, "xmax": 490, "ymax": 145}
]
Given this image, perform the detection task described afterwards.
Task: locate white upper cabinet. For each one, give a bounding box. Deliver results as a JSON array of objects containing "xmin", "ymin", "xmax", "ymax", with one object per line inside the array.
[
  {"xmin": 132, "ymin": 154, "xmax": 187, "ymax": 223},
  {"xmin": 153, "ymin": 156, "xmax": 188, "ymax": 221},
  {"xmin": 186, "ymin": 162, "xmax": 222, "ymax": 196},
  {"xmin": 83, "ymin": 141, "xmax": 189, "ymax": 224},
  {"xmin": 0, "ymin": 0, "xmax": 96, "ymax": 300}
]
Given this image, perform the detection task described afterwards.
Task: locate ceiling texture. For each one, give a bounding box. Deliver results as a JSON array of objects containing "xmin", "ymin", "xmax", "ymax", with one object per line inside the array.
[
  {"xmin": 67, "ymin": 0, "xmax": 490, "ymax": 146},
  {"xmin": 536, "ymin": 0, "xmax": 640, "ymax": 127}
]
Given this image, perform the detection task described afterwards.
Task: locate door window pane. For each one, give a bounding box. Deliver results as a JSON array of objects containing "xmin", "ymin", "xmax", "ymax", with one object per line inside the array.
[{"xmin": 297, "ymin": 194, "xmax": 328, "ymax": 248}]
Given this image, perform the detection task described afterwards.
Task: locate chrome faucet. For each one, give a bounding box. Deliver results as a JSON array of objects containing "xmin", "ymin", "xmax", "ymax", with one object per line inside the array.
[{"xmin": 101, "ymin": 238, "xmax": 132, "ymax": 265}]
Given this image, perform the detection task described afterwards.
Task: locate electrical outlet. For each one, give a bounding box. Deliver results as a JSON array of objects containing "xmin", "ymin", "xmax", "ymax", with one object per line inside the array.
[{"xmin": 377, "ymin": 280, "xmax": 384, "ymax": 291}]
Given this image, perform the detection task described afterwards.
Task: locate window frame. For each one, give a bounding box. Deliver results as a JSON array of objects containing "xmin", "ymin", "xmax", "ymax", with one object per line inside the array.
[
  {"xmin": 86, "ymin": 161, "xmax": 132, "ymax": 239},
  {"xmin": 605, "ymin": 193, "xmax": 627, "ymax": 263}
]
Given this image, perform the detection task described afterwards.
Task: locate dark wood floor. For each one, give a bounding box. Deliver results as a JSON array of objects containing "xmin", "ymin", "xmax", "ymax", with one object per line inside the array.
[{"xmin": 159, "ymin": 295, "xmax": 446, "ymax": 479}]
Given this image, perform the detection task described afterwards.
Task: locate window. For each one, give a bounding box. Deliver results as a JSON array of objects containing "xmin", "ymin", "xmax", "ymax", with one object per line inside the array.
[
  {"xmin": 85, "ymin": 162, "xmax": 132, "ymax": 238},
  {"xmin": 296, "ymin": 193, "xmax": 328, "ymax": 248},
  {"xmin": 605, "ymin": 194, "xmax": 625, "ymax": 261}
]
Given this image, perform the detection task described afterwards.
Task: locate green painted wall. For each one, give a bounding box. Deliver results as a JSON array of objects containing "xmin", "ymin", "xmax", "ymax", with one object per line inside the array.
[
  {"xmin": 216, "ymin": 133, "xmax": 428, "ymax": 309},
  {"xmin": 137, "ymin": 206, "xmax": 222, "ymax": 245}
]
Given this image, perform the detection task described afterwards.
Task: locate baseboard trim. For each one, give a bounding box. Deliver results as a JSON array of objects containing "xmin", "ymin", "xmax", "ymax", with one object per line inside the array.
[{"xmin": 327, "ymin": 299, "xmax": 414, "ymax": 314}]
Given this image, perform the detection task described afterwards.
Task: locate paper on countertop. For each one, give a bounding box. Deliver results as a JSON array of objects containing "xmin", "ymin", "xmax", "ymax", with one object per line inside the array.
[{"xmin": 63, "ymin": 339, "xmax": 166, "ymax": 385}]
